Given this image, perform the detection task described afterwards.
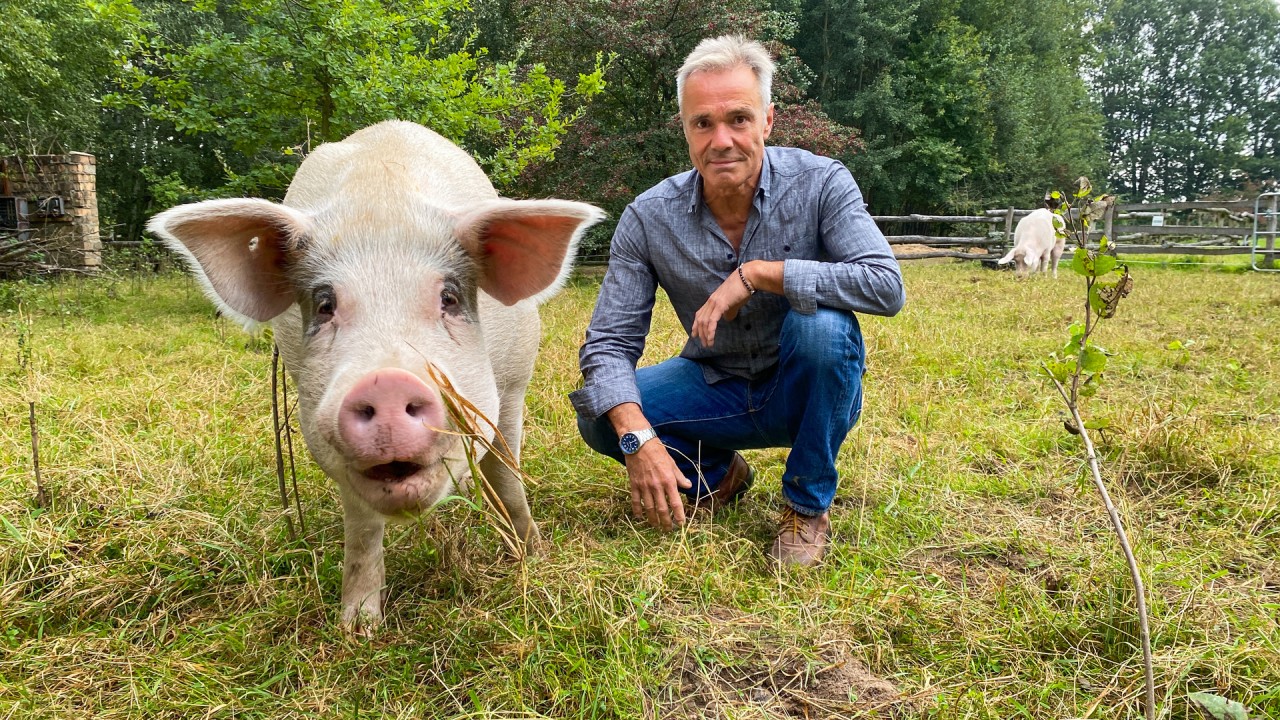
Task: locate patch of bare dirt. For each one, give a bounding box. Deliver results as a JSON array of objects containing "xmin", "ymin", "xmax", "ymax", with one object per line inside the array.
[
  {"xmin": 670, "ymin": 640, "xmax": 921, "ymax": 718},
  {"xmin": 906, "ymin": 544, "xmax": 1053, "ymax": 593}
]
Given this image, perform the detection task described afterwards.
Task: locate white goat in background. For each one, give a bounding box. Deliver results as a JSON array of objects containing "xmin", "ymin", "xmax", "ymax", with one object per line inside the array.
[{"xmin": 997, "ymin": 208, "xmax": 1067, "ymax": 277}]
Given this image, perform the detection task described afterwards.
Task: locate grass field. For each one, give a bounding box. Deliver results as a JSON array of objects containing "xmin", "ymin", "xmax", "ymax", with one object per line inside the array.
[{"xmin": 1, "ymin": 262, "xmax": 1277, "ymax": 719}]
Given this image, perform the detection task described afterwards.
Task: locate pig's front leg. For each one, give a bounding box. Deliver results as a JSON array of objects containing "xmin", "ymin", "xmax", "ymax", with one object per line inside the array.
[
  {"xmin": 481, "ymin": 390, "xmax": 541, "ymax": 556},
  {"xmin": 338, "ymin": 485, "xmax": 386, "ymax": 637}
]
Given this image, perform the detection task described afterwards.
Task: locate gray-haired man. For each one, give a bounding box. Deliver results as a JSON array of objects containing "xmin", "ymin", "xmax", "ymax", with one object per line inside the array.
[{"xmin": 570, "ymin": 36, "xmax": 905, "ymax": 566}]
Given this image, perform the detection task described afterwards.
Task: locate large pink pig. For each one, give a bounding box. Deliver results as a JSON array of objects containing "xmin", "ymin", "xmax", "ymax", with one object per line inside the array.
[{"xmin": 149, "ymin": 121, "xmax": 603, "ymax": 634}]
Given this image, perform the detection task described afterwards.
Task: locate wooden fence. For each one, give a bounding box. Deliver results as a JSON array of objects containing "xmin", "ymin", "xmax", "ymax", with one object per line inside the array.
[
  {"xmin": 882, "ymin": 197, "xmax": 1279, "ymax": 264},
  {"xmin": 103, "ymin": 198, "xmax": 1279, "ymax": 269}
]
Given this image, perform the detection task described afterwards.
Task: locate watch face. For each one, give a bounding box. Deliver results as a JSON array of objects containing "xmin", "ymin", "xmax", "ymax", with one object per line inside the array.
[{"xmin": 619, "ymin": 432, "xmax": 641, "ymax": 455}]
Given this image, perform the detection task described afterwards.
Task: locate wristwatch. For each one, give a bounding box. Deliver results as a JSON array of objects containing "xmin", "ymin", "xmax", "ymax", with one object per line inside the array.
[{"xmin": 619, "ymin": 427, "xmax": 659, "ymax": 455}]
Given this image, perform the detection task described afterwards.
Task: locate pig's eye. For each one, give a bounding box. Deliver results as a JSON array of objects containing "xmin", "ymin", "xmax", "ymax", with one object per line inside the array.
[
  {"xmin": 313, "ymin": 287, "xmax": 336, "ymax": 323},
  {"xmin": 440, "ymin": 289, "xmax": 460, "ymax": 312}
]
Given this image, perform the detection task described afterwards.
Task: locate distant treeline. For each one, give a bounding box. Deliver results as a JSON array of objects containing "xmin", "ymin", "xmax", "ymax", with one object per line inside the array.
[{"xmin": 2, "ymin": 0, "xmax": 1277, "ymax": 248}]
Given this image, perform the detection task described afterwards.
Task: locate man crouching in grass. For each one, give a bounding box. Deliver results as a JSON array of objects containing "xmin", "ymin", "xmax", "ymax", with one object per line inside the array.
[{"xmin": 569, "ymin": 35, "xmax": 905, "ymax": 567}]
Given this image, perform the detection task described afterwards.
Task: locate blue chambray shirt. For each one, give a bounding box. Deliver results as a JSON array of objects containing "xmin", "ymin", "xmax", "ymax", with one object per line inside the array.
[{"xmin": 569, "ymin": 146, "xmax": 905, "ymax": 420}]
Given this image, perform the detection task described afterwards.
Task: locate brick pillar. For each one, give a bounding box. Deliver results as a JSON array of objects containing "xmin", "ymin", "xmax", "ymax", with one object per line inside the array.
[{"xmin": 1, "ymin": 152, "xmax": 101, "ymax": 272}]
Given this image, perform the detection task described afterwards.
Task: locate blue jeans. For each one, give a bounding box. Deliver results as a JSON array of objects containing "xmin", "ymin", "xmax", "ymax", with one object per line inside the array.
[{"xmin": 577, "ymin": 308, "xmax": 865, "ymax": 516}]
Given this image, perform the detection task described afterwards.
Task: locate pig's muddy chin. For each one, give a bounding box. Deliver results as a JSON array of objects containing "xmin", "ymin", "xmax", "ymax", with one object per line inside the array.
[{"xmin": 345, "ymin": 461, "xmax": 455, "ymax": 515}]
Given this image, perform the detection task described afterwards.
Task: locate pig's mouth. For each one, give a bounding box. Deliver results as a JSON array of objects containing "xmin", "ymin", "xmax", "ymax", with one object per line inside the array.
[
  {"xmin": 363, "ymin": 460, "xmax": 425, "ymax": 483},
  {"xmin": 347, "ymin": 456, "xmax": 456, "ymax": 515}
]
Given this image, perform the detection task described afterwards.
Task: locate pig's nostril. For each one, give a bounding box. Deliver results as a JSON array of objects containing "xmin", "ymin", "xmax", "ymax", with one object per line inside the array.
[
  {"xmin": 406, "ymin": 402, "xmax": 423, "ymax": 418},
  {"xmin": 358, "ymin": 405, "xmax": 376, "ymax": 421}
]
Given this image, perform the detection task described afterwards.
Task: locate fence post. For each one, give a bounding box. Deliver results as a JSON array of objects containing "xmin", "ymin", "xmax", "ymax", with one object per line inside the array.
[
  {"xmin": 1104, "ymin": 202, "xmax": 1115, "ymax": 246},
  {"xmin": 1268, "ymin": 194, "xmax": 1278, "ymax": 267},
  {"xmin": 1004, "ymin": 207, "xmax": 1015, "ymax": 248}
]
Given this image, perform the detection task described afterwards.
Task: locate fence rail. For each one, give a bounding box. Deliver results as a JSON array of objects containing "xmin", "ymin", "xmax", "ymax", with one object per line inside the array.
[
  {"xmin": 878, "ymin": 198, "xmax": 1278, "ymax": 266},
  {"xmin": 97, "ymin": 199, "xmax": 1277, "ymax": 269}
]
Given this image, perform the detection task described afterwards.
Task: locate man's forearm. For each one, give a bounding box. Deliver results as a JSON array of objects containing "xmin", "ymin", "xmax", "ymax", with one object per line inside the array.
[
  {"xmin": 741, "ymin": 260, "xmax": 784, "ymax": 295},
  {"xmin": 606, "ymin": 402, "xmax": 650, "ymax": 435}
]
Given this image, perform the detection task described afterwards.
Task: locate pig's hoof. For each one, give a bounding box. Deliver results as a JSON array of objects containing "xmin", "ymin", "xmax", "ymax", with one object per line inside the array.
[
  {"xmin": 340, "ymin": 608, "xmax": 383, "ymax": 639},
  {"xmin": 523, "ymin": 532, "xmax": 548, "ymax": 558},
  {"xmin": 506, "ymin": 524, "xmax": 544, "ymax": 560}
]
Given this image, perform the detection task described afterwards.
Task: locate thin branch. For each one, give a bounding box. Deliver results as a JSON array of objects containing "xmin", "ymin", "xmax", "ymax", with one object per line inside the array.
[
  {"xmin": 1046, "ymin": 360, "xmax": 1156, "ymax": 720},
  {"xmin": 271, "ymin": 344, "xmax": 298, "ymax": 541},
  {"xmin": 1067, "ymin": 400, "xmax": 1156, "ymax": 720},
  {"xmin": 281, "ymin": 351, "xmax": 306, "ymax": 536},
  {"xmin": 30, "ymin": 402, "xmax": 47, "ymax": 508}
]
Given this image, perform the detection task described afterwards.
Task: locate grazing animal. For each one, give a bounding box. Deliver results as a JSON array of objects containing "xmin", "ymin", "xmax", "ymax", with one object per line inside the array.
[
  {"xmin": 997, "ymin": 208, "xmax": 1066, "ymax": 277},
  {"xmin": 149, "ymin": 121, "xmax": 603, "ymax": 634}
]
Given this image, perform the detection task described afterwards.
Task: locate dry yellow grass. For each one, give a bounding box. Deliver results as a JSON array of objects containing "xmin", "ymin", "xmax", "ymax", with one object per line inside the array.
[{"xmin": 0, "ymin": 262, "xmax": 1277, "ymax": 718}]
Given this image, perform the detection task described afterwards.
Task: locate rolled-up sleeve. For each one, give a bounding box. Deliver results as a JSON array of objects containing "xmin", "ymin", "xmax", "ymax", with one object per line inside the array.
[
  {"xmin": 568, "ymin": 206, "xmax": 659, "ymax": 420},
  {"xmin": 781, "ymin": 163, "xmax": 905, "ymax": 317}
]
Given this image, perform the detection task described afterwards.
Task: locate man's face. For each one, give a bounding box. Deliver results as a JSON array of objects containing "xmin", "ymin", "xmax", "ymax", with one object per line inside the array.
[{"xmin": 681, "ymin": 65, "xmax": 774, "ymax": 198}]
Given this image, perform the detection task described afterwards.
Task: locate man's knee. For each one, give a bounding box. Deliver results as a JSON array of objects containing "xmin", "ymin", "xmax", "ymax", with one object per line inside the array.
[{"xmin": 780, "ymin": 307, "xmax": 863, "ymax": 370}]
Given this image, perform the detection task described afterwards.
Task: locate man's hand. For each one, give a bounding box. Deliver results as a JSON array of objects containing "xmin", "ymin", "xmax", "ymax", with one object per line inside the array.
[
  {"xmin": 692, "ymin": 271, "xmax": 753, "ymax": 348},
  {"xmin": 626, "ymin": 440, "xmax": 692, "ymax": 531},
  {"xmin": 691, "ymin": 260, "xmax": 785, "ymax": 348},
  {"xmin": 607, "ymin": 402, "xmax": 692, "ymax": 531}
]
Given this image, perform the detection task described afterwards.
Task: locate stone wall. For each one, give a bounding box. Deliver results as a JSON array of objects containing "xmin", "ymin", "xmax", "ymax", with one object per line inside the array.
[{"xmin": 1, "ymin": 153, "xmax": 100, "ymax": 272}]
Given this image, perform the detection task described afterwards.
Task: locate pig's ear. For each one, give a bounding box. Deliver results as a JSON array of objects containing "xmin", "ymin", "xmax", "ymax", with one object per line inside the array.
[
  {"xmin": 455, "ymin": 199, "xmax": 605, "ymax": 305},
  {"xmin": 148, "ymin": 199, "xmax": 311, "ymax": 323}
]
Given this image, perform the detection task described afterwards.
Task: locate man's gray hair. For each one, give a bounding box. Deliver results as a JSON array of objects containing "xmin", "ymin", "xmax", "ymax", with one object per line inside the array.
[{"xmin": 676, "ymin": 35, "xmax": 775, "ymax": 112}]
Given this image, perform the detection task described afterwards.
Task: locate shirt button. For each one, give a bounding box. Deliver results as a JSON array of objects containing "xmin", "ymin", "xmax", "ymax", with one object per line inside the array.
[
  {"xmin": 744, "ymin": 323, "xmax": 752, "ymax": 330},
  {"xmin": 727, "ymin": 253, "xmax": 734, "ymax": 260},
  {"xmin": 784, "ymin": 245, "xmax": 791, "ymax": 252}
]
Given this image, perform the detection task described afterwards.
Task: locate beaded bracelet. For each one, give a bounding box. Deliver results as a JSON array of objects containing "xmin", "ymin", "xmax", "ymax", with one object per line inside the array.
[{"xmin": 737, "ymin": 265, "xmax": 756, "ymax": 295}]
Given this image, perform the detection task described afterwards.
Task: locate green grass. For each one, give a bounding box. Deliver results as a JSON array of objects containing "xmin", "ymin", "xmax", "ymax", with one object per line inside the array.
[{"xmin": 1, "ymin": 264, "xmax": 1278, "ymax": 719}]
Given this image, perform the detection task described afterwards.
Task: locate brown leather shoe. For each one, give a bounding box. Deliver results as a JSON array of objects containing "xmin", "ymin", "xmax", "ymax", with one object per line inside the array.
[
  {"xmin": 768, "ymin": 507, "xmax": 831, "ymax": 567},
  {"xmin": 690, "ymin": 452, "xmax": 754, "ymax": 516}
]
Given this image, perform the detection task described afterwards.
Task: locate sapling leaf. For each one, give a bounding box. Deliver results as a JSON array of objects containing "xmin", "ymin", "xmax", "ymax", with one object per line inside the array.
[
  {"xmin": 1081, "ymin": 346, "xmax": 1108, "ymax": 373},
  {"xmin": 1072, "ymin": 248, "xmax": 1092, "ymax": 276},
  {"xmin": 1083, "ymin": 418, "xmax": 1111, "ymax": 430},
  {"xmin": 1188, "ymin": 692, "xmax": 1249, "ymax": 720},
  {"xmin": 1167, "ymin": 340, "xmax": 1184, "ymax": 351},
  {"xmin": 1044, "ymin": 360, "xmax": 1074, "ymax": 383},
  {"xmin": 1094, "ymin": 255, "xmax": 1117, "ymax": 276},
  {"xmin": 1083, "ymin": 198, "xmax": 1111, "ymax": 223},
  {"xmin": 1089, "ymin": 285, "xmax": 1109, "ymax": 314},
  {"xmin": 1078, "ymin": 380, "xmax": 1100, "ymax": 397},
  {"xmin": 1094, "ymin": 271, "xmax": 1134, "ymax": 319}
]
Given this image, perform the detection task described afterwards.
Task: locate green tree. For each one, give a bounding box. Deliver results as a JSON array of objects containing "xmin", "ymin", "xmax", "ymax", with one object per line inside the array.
[
  {"xmin": 492, "ymin": 0, "xmax": 860, "ymax": 255},
  {"xmin": 792, "ymin": 0, "xmax": 1106, "ymax": 213},
  {"xmin": 95, "ymin": 1, "xmax": 241, "ymax": 243},
  {"xmin": 1094, "ymin": 0, "xmax": 1280, "ymax": 200},
  {"xmin": 0, "ymin": 0, "xmax": 136, "ymax": 155},
  {"xmin": 109, "ymin": 0, "xmax": 605, "ymax": 200}
]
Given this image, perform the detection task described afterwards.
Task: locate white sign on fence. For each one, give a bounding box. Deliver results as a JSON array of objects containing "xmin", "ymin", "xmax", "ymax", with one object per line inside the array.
[{"xmin": 1152, "ymin": 214, "xmax": 1165, "ymax": 226}]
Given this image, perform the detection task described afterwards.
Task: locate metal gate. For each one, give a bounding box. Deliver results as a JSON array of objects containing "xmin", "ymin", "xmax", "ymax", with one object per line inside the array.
[{"xmin": 1252, "ymin": 191, "xmax": 1280, "ymax": 271}]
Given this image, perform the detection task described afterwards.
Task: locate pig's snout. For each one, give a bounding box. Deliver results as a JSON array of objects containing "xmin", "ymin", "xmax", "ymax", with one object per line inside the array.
[{"xmin": 338, "ymin": 368, "xmax": 446, "ymax": 477}]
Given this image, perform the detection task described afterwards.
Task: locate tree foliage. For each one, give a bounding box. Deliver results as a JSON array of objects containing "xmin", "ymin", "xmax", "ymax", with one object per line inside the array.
[
  {"xmin": 0, "ymin": 0, "xmax": 135, "ymax": 155},
  {"xmin": 9, "ymin": 0, "xmax": 1278, "ymax": 256},
  {"xmin": 480, "ymin": 0, "xmax": 860, "ymax": 253},
  {"xmin": 107, "ymin": 0, "xmax": 605, "ymax": 201},
  {"xmin": 1093, "ymin": 0, "xmax": 1280, "ymax": 201},
  {"xmin": 791, "ymin": 0, "xmax": 1108, "ymax": 213}
]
